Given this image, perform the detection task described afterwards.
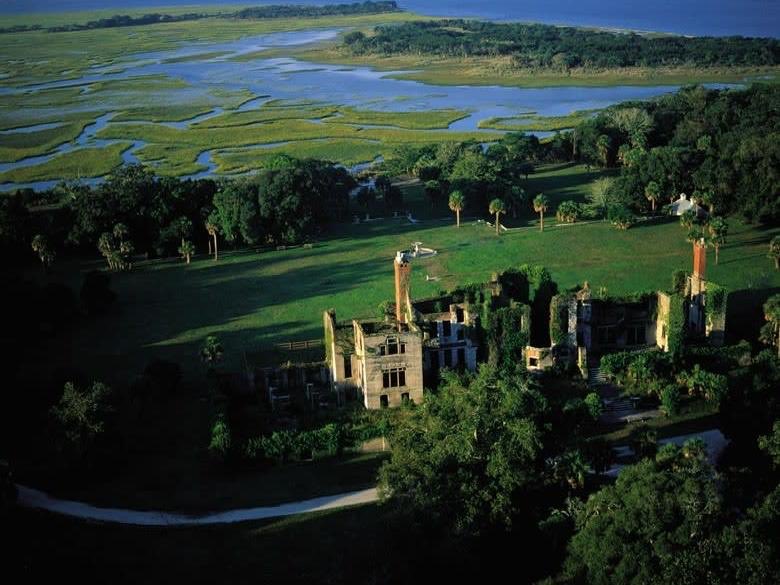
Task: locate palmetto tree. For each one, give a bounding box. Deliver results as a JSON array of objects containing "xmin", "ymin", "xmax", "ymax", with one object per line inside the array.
[
  {"xmin": 448, "ymin": 190, "xmax": 465, "ymax": 227},
  {"xmin": 680, "ymin": 210, "xmax": 697, "ymax": 231},
  {"xmin": 31, "ymin": 234, "xmax": 54, "ymax": 272},
  {"xmin": 644, "ymin": 181, "xmax": 660, "ymax": 212},
  {"xmin": 533, "ymin": 194, "xmax": 549, "ymax": 232},
  {"xmin": 770, "ymin": 236, "xmax": 780, "ymax": 271},
  {"xmin": 488, "ymin": 198, "xmax": 506, "ymax": 235},
  {"xmin": 200, "ymin": 335, "xmax": 224, "ymax": 369},
  {"xmin": 205, "ymin": 219, "xmax": 219, "ymax": 261},
  {"xmin": 97, "ymin": 223, "xmax": 133, "ymax": 272},
  {"xmin": 707, "ymin": 217, "xmax": 728, "ymax": 265},
  {"xmin": 179, "ymin": 240, "xmax": 195, "ymax": 264}
]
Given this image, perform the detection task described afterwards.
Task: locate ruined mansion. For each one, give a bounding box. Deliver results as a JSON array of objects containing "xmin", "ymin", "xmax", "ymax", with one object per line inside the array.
[{"xmin": 323, "ymin": 239, "xmax": 726, "ymax": 409}]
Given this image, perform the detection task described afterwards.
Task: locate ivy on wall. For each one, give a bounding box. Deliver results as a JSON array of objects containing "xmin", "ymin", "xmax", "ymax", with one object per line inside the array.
[
  {"xmin": 667, "ymin": 294, "xmax": 686, "ymax": 359},
  {"xmin": 549, "ymin": 294, "xmax": 569, "ymax": 346},
  {"xmin": 707, "ymin": 284, "xmax": 727, "ymax": 319}
]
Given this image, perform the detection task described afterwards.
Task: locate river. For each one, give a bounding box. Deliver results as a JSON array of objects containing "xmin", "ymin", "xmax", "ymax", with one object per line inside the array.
[{"xmin": 0, "ymin": 27, "xmax": 741, "ymax": 192}]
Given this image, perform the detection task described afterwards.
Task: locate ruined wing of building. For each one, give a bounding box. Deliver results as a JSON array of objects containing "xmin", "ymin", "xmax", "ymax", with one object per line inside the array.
[{"xmin": 325, "ymin": 241, "xmax": 727, "ymax": 409}]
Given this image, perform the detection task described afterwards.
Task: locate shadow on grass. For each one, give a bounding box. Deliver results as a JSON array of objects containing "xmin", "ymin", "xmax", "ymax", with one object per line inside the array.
[{"xmin": 726, "ymin": 286, "xmax": 780, "ymax": 344}]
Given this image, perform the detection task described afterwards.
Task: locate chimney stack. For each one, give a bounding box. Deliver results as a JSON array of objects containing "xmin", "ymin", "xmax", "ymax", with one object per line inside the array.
[
  {"xmin": 394, "ymin": 251, "xmax": 411, "ymax": 328},
  {"xmin": 693, "ymin": 239, "xmax": 706, "ymax": 280}
]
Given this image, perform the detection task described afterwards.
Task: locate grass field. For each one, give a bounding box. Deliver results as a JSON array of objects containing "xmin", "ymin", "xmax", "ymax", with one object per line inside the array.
[
  {"xmin": 30, "ymin": 164, "xmax": 780, "ymax": 388},
  {"xmin": 14, "ymin": 162, "xmax": 778, "ymax": 512}
]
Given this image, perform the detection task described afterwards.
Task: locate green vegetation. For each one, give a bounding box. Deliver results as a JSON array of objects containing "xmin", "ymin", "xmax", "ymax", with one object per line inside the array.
[
  {"xmin": 96, "ymin": 116, "xmax": 493, "ymax": 150},
  {"xmin": 112, "ymin": 105, "xmax": 216, "ymax": 123},
  {"xmin": 134, "ymin": 144, "xmax": 205, "ymax": 176},
  {"xmin": 0, "ymin": 11, "xmax": 424, "ymax": 87},
  {"xmin": 326, "ymin": 106, "xmax": 469, "ymax": 129},
  {"xmin": 344, "ymin": 19, "xmax": 779, "ymax": 72},
  {"xmin": 479, "ymin": 110, "xmax": 596, "ymax": 131},
  {"xmin": 294, "ymin": 43, "xmax": 776, "ymax": 89},
  {"xmin": 212, "ymin": 140, "xmax": 384, "ymax": 173},
  {"xmin": 0, "ymin": 142, "xmax": 130, "ymax": 183},
  {"xmin": 0, "ymin": 118, "xmax": 94, "ymax": 162},
  {"xmin": 24, "ymin": 164, "xmax": 779, "ymax": 385}
]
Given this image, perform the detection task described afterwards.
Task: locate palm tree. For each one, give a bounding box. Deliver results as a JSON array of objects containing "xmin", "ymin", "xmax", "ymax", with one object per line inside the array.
[
  {"xmin": 596, "ymin": 134, "xmax": 611, "ymax": 167},
  {"xmin": 770, "ymin": 236, "xmax": 780, "ymax": 271},
  {"xmin": 680, "ymin": 210, "xmax": 697, "ymax": 231},
  {"xmin": 205, "ymin": 220, "xmax": 219, "ymax": 261},
  {"xmin": 448, "ymin": 191, "xmax": 465, "ymax": 227},
  {"xmin": 533, "ymin": 194, "xmax": 549, "ymax": 232},
  {"xmin": 644, "ymin": 181, "xmax": 660, "ymax": 212},
  {"xmin": 200, "ymin": 335, "xmax": 224, "ymax": 369},
  {"xmin": 488, "ymin": 198, "xmax": 506, "ymax": 236},
  {"xmin": 707, "ymin": 217, "xmax": 728, "ymax": 265},
  {"xmin": 179, "ymin": 240, "xmax": 195, "ymax": 264},
  {"xmin": 695, "ymin": 189, "xmax": 716, "ymax": 214},
  {"xmin": 31, "ymin": 234, "xmax": 54, "ymax": 272}
]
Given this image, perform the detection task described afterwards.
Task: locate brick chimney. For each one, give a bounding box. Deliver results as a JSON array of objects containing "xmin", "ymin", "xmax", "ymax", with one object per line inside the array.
[
  {"xmin": 693, "ymin": 239, "xmax": 706, "ymax": 280},
  {"xmin": 394, "ymin": 251, "xmax": 412, "ymax": 327}
]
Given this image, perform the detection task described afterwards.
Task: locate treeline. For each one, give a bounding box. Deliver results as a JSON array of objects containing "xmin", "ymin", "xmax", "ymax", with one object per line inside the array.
[
  {"xmin": 574, "ymin": 83, "xmax": 780, "ymax": 222},
  {"xmin": 343, "ymin": 20, "xmax": 780, "ymax": 69},
  {"xmin": 0, "ymin": 156, "xmax": 361, "ymax": 270},
  {"xmin": 0, "ymin": 2, "xmax": 400, "ymax": 35},
  {"xmin": 380, "ymin": 84, "xmax": 779, "ymax": 223},
  {"xmin": 234, "ymin": 1, "xmax": 399, "ymax": 20}
]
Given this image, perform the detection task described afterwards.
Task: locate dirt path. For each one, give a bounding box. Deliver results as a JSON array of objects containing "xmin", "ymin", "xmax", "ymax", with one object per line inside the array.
[{"xmin": 16, "ymin": 484, "xmax": 379, "ymax": 526}]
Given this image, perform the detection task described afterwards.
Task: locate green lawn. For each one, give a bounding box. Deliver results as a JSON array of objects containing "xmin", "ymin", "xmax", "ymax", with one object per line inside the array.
[
  {"xmin": 19, "ymin": 163, "xmax": 778, "ymax": 510},
  {"xmin": 32, "ymin": 164, "xmax": 780, "ymax": 387}
]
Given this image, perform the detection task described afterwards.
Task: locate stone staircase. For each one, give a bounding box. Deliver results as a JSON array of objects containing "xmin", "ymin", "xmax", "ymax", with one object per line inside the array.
[
  {"xmin": 587, "ymin": 366, "xmax": 606, "ymax": 387},
  {"xmin": 601, "ymin": 397, "xmax": 636, "ymax": 422}
]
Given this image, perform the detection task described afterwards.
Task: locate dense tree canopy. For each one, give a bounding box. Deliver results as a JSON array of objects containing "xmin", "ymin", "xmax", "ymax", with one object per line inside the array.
[
  {"xmin": 379, "ymin": 366, "xmax": 547, "ymax": 535},
  {"xmin": 345, "ymin": 20, "xmax": 779, "ymax": 70}
]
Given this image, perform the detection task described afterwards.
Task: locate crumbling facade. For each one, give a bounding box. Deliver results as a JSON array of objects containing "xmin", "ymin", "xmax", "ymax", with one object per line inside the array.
[
  {"xmin": 325, "ymin": 249, "xmax": 481, "ymax": 409},
  {"xmin": 326, "ymin": 242, "xmax": 727, "ymax": 408},
  {"xmin": 540, "ymin": 239, "xmax": 727, "ymax": 375}
]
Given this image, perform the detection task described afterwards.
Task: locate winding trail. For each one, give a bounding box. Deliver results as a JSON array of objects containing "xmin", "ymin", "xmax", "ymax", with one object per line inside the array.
[
  {"xmin": 16, "ymin": 484, "xmax": 379, "ymax": 526},
  {"xmin": 15, "ymin": 429, "xmax": 727, "ymax": 526}
]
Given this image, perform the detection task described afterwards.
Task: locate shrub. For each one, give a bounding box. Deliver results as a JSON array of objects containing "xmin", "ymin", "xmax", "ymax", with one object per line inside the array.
[
  {"xmin": 660, "ymin": 385, "xmax": 681, "ymax": 416},
  {"xmin": 556, "ymin": 200, "xmax": 581, "ymax": 223},
  {"xmin": 608, "ymin": 205, "xmax": 635, "ymax": 230},
  {"xmin": 678, "ymin": 365, "xmax": 728, "ymax": 404},
  {"xmin": 600, "ymin": 351, "xmax": 635, "ymax": 382},
  {"xmin": 584, "ymin": 393, "xmax": 602, "ymax": 421},
  {"xmin": 209, "ymin": 414, "xmax": 232, "ymax": 460}
]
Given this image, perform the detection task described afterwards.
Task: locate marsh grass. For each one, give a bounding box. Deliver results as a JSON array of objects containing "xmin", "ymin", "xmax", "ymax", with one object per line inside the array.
[
  {"xmin": 0, "ymin": 141, "xmax": 130, "ymax": 182},
  {"xmin": 0, "ymin": 118, "xmax": 94, "ymax": 162}
]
